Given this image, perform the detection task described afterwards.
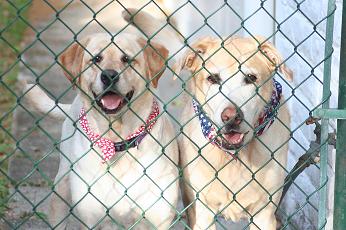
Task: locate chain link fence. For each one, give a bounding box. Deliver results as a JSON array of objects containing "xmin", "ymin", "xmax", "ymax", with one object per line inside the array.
[{"xmin": 0, "ymin": 0, "xmax": 339, "ymax": 229}]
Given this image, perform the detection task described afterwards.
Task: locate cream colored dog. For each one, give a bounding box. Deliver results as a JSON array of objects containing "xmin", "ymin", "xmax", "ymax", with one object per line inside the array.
[
  {"xmin": 123, "ymin": 9, "xmax": 292, "ymax": 230},
  {"xmin": 23, "ymin": 33, "xmax": 179, "ymax": 229},
  {"xmin": 175, "ymin": 36, "xmax": 292, "ymax": 230}
]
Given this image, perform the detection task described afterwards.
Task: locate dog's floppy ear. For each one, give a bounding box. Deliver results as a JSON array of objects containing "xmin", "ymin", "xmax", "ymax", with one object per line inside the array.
[
  {"xmin": 59, "ymin": 37, "xmax": 90, "ymax": 84},
  {"xmin": 255, "ymin": 36, "xmax": 293, "ymax": 81},
  {"xmin": 172, "ymin": 37, "xmax": 214, "ymax": 77},
  {"xmin": 137, "ymin": 38, "xmax": 169, "ymax": 88}
]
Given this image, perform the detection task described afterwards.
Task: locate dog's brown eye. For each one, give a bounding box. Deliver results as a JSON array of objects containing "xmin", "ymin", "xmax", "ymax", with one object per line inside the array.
[
  {"xmin": 245, "ymin": 74, "xmax": 257, "ymax": 84},
  {"xmin": 207, "ymin": 74, "xmax": 221, "ymax": 84},
  {"xmin": 121, "ymin": 54, "xmax": 130, "ymax": 63},
  {"xmin": 92, "ymin": 55, "xmax": 103, "ymax": 64}
]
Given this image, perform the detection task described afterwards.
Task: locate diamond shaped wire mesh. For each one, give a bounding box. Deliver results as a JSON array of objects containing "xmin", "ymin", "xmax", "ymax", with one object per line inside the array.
[{"xmin": 0, "ymin": 0, "xmax": 338, "ymax": 229}]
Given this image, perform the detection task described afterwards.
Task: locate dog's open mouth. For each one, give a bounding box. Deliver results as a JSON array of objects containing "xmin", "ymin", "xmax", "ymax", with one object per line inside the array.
[
  {"xmin": 219, "ymin": 131, "xmax": 247, "ymax": 149},
  {"xmin": 93, "ymin": 90, "xmax": 134, "ymax": 114}
]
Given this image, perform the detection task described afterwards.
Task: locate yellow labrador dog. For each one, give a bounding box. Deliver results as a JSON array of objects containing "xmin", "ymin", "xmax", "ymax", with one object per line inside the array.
[
  {"xmin": 23, "ymin": 33, "xmax": 179, "ymax": 229},
  {"xmin": 123, "ymin": 9, "xmax": 292, "ymax": 230},
  {"xmin": 174, "ymin": 37, "xmax": 292, "ymax": 230}
]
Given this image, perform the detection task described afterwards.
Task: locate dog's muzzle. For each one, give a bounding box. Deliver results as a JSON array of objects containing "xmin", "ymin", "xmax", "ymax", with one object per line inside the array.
[
  {"xmin": 93, "ymin": 69, "xmax": 134, "ymax": 114},
  {"xmin": 220, "ymin": 106, "xmax": 246, "ymax": 148}
]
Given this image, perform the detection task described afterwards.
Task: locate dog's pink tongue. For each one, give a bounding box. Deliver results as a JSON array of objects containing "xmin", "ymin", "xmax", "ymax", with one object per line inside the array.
[
  {"xmin": 225, "ymin": 133, "xmax": 244, "ymax": 145},
  {"xmin": 101, "ymin": 94, "xmax": 122, "ymax": 110}
]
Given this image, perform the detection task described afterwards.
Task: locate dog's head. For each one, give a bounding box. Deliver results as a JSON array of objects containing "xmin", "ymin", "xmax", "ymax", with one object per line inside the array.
[
  {"xmin": 59, "ymin": 33, "xmax": 168, "ymax": 116},
  {"xmin": 174, "ymin": 36, "xmax": 292, "ymax": 149}
]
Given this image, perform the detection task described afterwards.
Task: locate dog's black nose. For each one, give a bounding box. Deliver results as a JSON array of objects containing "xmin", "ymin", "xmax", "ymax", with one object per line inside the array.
[{"xmin": 101, "ymin": 69, "xmax": 119, "ymax": 86}]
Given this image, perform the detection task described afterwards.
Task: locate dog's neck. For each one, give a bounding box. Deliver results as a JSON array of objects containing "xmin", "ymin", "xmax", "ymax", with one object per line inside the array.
[{"xmin": 84, "ymin": 92, "xmax": 157, "ymax": 142}]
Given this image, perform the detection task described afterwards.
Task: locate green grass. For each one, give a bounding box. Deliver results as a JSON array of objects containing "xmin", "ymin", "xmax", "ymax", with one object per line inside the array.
[{"xmin": 0, "ymin": 0, "xmax": 31, "ymax": 216}]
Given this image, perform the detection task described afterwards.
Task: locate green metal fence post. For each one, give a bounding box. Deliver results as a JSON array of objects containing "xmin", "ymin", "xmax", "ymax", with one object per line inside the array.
[
  {"xmin": 333, "ymin": 1, "xmax": 346, "ymax": 229},
  {"xmin": 319, "ymin": 0, "xmax": 336, "ymax": 229}
]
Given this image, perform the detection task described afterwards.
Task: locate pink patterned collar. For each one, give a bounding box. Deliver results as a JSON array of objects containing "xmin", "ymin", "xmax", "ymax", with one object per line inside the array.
[{"xmin": 79, "ymin": 99, "xmax": 160, "ymax": 162}]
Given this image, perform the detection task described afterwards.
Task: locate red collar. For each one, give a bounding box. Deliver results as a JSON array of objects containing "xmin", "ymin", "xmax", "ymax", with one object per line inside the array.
[{"xmin": 79, "ymin": 99, "xmax": 160, "ymax": 162}]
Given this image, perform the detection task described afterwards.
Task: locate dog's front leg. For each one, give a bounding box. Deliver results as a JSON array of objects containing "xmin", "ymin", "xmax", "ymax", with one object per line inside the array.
[
  {"xmin": 49, "ymin": 181, "xmax": 70, "ymax": 229},
  {"xmin": 249, "ymin": 208, "xmax": 277, "ymax": 230},
  {"xmin": 49, "ymin": 156, "xmax": 71, "ymax": 229},
  {"xmin": 191, "ymin": 201, "xmax": 217, "ymax": 230}
]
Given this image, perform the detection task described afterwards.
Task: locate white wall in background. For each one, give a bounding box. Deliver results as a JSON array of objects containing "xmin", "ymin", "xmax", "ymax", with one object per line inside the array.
[
  {"xmin": 169, "ymin": 0, "xmax": 274, "ymax": 40},
  {"xmin": 243, "ymin": 0, "xmax": 275, "ymax": 40}
]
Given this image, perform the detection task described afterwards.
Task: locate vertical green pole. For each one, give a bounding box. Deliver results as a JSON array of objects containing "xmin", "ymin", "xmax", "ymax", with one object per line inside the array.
[
  {"xmin": 333, "ymin": 1, "xmax": 346, "ymax": 229},
  {"xmin": 319, "ymin": 0, "xmax": 336, "ymax": 229}
]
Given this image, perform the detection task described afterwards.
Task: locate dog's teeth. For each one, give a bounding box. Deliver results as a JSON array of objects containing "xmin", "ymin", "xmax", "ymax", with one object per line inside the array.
[
  {"xmin": 225, "ymin": 132, "xmax": 245, "ymax": 145},
  {"xmin": 234, "ymin": 134, "xmax": 244, "ymax": 144}
]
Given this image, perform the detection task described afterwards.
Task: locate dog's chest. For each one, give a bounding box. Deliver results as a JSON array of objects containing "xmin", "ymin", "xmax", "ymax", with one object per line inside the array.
[
  {"xmin": 184, "ymin": 143, "xmax": 272, "ymax": 221},
  {"xmin": 74, "ymin": 145, "xmax": 163, "ymax": 194},
  {"xmin": 68, "ymin": 136, "xmax": 176, "ymax": 222}
]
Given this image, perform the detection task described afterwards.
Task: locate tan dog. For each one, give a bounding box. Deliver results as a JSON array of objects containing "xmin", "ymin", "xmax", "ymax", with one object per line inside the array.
[
  {"xmin": 23, "ymin": 33, "xmax": 179, "ymax": 229},
  {"xmin": 122, "ymin": 10, "xmax": 293, "ymax": 229},
  {"xmin": 174, "ymin": 36, "xmax": 292, "ymax": 230}
]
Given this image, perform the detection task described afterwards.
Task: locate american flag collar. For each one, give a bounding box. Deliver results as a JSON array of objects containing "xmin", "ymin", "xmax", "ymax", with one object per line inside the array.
[
  {"xmin": 192, "ymin": 79, "xmax": 282, "ymax": 154},
  {"xmin": 254, "ymin": 79, "xmax": 282, "ymax": 136},
  {"xmin": 79, "ymin": 99, "xmax": 160, "ymax": 162},
  {"xmin": 192, "ymin": 97, "xmax": 236, "ymax": 158}
]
